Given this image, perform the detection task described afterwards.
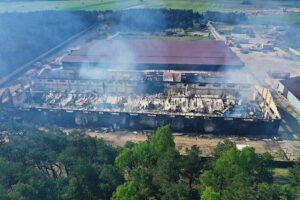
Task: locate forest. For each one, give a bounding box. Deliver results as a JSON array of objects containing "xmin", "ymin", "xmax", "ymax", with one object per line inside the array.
[
  {"xmin": 0, "ymin": 121, "xmax": 299, "ymax": 200},
  {"xmin": 105, "ymin": 9, "xmax": 203, "ymax": 31},
  {"xmin": 204, "ymin": 11, "xmax": 248, "ymax": 24}
]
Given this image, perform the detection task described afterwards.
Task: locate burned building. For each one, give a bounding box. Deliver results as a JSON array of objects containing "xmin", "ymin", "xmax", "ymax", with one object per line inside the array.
[
  {"xmin": 278, "ymin": 76, "xmax": 300, "ymax": 111},
  {"xmin": 0, "ymin": 40, "xmax": 281, "ymax": 135}
]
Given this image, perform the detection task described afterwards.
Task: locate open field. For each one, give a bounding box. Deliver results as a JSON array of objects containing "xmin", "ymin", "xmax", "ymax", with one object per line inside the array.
[
  {"xmin": 274, "ymin": 168, "xmax": 290, "ymax": 178},
  {"xmin": 1, "ymin": 0, "xmax": 300, "ymax": 13},
  {"xmin": 138, "ymin": 0, "xmax": 300, "ymax": 12},
  {"xmin": 84, "ymin": 131, "xmax": 290, "ymax": 160},
  {"xmin": 0, "ymin": 0, "xmax": 138, "ymax": 12},
  {"xmin": 273, "ymin": 168, "xmax": 290, "ymax": 183}
]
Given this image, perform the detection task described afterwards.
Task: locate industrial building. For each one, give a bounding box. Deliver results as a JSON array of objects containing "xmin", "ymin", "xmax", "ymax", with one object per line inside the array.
[
  {"xmin": 62, "ymin": 40, "xmax": 244, "ymax": 71},
  {"xmin": 278, "ymin": 76, "xmax": 300, "ymax": 111},
  {"xmin": 0, "ymin": 39, "xmax": 281, "ymax": 135}
]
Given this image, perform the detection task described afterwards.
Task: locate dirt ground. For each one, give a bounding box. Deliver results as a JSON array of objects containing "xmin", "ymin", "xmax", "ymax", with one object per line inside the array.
[
  {"xmin": 214, "ymin": 23, "xmax": 300, "ymax": 79},
  {"xmin": 213, "ymin": 24, "xmax": 300, "ymax": 161},
  {"xmin": 279, "ymin": 140, "xmax": 300, "ymax": 161},
  {"xmin": 237, "ymin": 50, "xmax": 300, "ymax": 78},
  {"xmin": 86, "ymin": 130, "xmax": 287, "ymax": 159}
]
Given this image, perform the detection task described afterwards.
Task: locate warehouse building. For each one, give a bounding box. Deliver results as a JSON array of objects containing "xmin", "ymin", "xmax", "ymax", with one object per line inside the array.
[
  {"xmin": 62, "ymin": 40, "xmax": 244, "ymax": 71},
  {"xmin": 278, "ymin": 76, "xmax": 300, "ymax": 111},
  {"xmin": 0, "ymin": 39, "xmax": 281, "ymax": 135}
]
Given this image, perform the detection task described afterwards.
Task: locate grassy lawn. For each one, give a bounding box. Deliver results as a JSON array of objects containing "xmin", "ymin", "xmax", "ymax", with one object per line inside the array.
[{"xmin": 1, "ymin": 0, "xmax": 300, "ymax": 13}]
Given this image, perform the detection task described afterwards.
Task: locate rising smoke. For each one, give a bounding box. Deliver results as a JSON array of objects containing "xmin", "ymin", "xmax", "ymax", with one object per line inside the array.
[
  {"xmin": 78, "ymin": 8, "xmax": 169, "ymax": 80},
  {"xmin": 0, "ymin": 11, "xmax": 97, "ymax": 78}
]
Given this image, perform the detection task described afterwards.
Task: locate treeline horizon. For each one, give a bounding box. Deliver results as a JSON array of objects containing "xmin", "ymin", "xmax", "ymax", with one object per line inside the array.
[
  {"xmin": 0, "ymin": 121, "xmax": 299, "ymax": 200},
  {"xmin": 0, "ymin": 8, "xmax": 298, "ymax": 80}
]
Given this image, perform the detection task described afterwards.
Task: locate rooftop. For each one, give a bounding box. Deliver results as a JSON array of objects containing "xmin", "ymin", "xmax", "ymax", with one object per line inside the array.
[
  {"xmin": 280, "ymin": 76, "xmax": 300, "ymax": 100},
  {"xmin": 62, "ymin": 40, "xmax": 244, "ymax": 71}
]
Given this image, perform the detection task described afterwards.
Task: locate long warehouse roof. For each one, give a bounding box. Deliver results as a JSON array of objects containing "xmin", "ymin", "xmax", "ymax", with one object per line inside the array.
[{"xmin": 62, "ymin": 40, "xmax": 244, "ymax": 70}]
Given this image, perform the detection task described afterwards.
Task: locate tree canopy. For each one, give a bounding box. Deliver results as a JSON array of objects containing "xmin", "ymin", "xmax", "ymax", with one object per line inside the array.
[{"xmin": 0, "ymin": 123, "xmax": 298, "ymax": 200}]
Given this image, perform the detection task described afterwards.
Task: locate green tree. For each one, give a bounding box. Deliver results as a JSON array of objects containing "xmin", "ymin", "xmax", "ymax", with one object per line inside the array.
[
  {"xmin": 256, "ymin": 183, "xmax": 292, "ymax": 200},
  {"xmin": 114, "ymin": 126, "xmax": 187, "ymax": 200},
  {"xmin": 160, "ymin": 182, "xmax": 189, "ymax": 200},
  {"xmin": 130, "ymin": 167, "xmax": 155, "ymax": 195},
  {"xmin": 213, "ymin": 139, "xmax": 235, "ymax": 159},
  {"xmin": 0, "ymin": 123, "xmax": 122, "ymax": 200},
  {"xmin": 181, "ymin": 145, "xmax": 203, "ymax": 190},
  {"xmin": 150, "ymin": 125, "xmax": 175, "ymax": 155},
  {"xmin": 0, "ymin": 185, "xmax": 9, "ymax": 200},
  {"xmin": 153, "ymin": 148, "xmax": 181, "ymax": 186},
  {"xmin": 115, "ymin": 148, "xmax": 137, "ymax": 171},
  {"xmin": 112, "ymin": 181, "xmax": 149, "ymax": 200},
  {"xmin": 116, "ymin": 142, "xmax": 155, "ymax": 171},
  {"xmin": 289, "ymin": 156, "xmax": 300, "ymax": 199},
  {"xmin": 201, "ymin": 187, "xmax": 221, "ymax": 200},
  {"xmin": 200, "ymin": 146, "xmax": 274, "ymax": 200},
  {"xmin": 289, "ymin": 156, "xmax": 300, "ymax": 186},
  {"xmin": 8, "ymin": 183, "xmax": 37, "ymax": 200},
  {"xmin": 98, "ymin": 165, "xmax": 124, "ymax": 200},
  {"xmin": 62, "ymin": 164, "xmax": 99, "ymax": 200},
  {"xmin": 0, "ymin": 158, "xmax": 23, "ymax": 189}
]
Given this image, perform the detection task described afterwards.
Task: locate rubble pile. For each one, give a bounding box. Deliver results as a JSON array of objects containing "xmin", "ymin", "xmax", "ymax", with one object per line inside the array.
[{"xmin": 23, "ymin": 91, "xmax": 263, "ymax": 118}]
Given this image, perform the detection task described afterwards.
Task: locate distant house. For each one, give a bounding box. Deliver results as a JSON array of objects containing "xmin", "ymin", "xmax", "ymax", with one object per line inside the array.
[{"xmin": 278, "ymin": 76, "xmax": 300, "ymax": 111}]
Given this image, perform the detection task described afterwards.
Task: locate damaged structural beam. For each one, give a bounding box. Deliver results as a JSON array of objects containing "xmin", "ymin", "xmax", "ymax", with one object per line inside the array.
[{"xmin": 16, "ymin": 107, "xmax": 281, "ymax": 136}]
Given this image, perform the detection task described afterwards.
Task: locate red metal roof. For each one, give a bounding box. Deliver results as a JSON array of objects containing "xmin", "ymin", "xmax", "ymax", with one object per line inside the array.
[
  {"xmin": 280, "ymin": 76, "xmax": 300, "ymax": 100},
  {"xmin": 62, "ymin": 40, "xmax": 244, "ymax": 69}
]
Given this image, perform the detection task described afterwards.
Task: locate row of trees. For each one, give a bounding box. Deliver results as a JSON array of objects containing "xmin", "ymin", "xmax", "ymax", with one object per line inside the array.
[
  {"xmin": 0, "ymin": 122, "xmax": 122, "ymax": 200},
  {"xmin": 204, "ymin": 11, "xmax": 248, "ymax": 24},
  {"xmin": 0, "ymin": 122, "xmax": 299, "ymax": 200},
  {"xmin": 102, "ymin": 9, "xmax": 203, "ymax": 31},
  {"xmin": 113, "ymin": 126, "xmax": 299, "ymax": 200},
  {"xmin": 103, "ymin": 9, "xmax": 249, "ymax": 31}
]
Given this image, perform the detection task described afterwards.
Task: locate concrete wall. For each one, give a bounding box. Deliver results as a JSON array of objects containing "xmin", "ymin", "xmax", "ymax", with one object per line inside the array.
[
  {"xmin": 277, "ymin": 82, "xmax": 300, "ymax": 112},
  {"xmin": 277, "ymin": 82, "xmax": 285, "ymax": 94},
  {"xmin": 287, "ymin": 91, "xmax": 300, "ymax": 111},
  {"xmin": 16, "ymin": 108, "xmax": 281, "ymax": 136}
]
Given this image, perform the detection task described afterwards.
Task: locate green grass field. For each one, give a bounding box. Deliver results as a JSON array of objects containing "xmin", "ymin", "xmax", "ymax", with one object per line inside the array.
[
  {"xmin": 0, "ymin": 0, "xmax": 139, "ymax": 12},
  {"xmin": 139, "ymin": 0, "xmax": 300, "ymax": 12},
  {"xmin": 1, "ymin": 0, "xmax": 300, "ymax": 13}
]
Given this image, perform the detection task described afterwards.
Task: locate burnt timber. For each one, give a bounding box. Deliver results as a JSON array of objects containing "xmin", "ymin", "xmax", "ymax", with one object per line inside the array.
[{"xmin": 0, "ymin": 40, "xmax": 281, "ymax": 135}]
